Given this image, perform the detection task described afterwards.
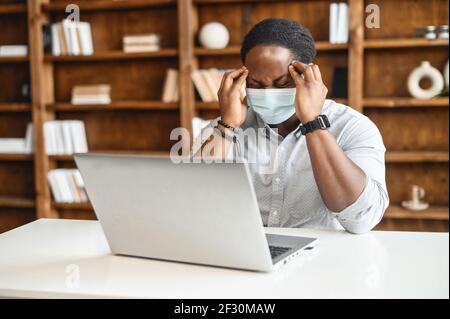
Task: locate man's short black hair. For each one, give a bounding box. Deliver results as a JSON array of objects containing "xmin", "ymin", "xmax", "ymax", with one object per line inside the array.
[{"xmin": 240, "ymin": 18, "xmax": 316, "ymax": 64}]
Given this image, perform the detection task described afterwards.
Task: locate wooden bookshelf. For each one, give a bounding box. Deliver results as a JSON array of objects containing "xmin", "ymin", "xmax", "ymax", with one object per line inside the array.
[
  {"xmin": 44, "ymin": 49, "xmax": 179, "ymax": 62},
  {"xmin": 0, "ymin": 0, "xmax": 448, "ymax": 233},
  {"xmin": 364, "ymin": 97, "xmax": 449, "ymax": 108},
  {"xmin": 49, "ymin": 101, "xmax": 178, "ymax": 111},
  {"xmin": 42, "ymin": 0, "xmax": 176, "ymax": 12},
  {"xmin": 364, "ymin": 38, "xmax": 449, "ymax": 49}
]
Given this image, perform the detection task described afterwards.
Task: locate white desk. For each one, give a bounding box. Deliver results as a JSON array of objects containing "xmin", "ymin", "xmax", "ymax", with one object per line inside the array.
[{"xmin": 0, "ymin": 219, "xmax": 448, "ymax": 299}]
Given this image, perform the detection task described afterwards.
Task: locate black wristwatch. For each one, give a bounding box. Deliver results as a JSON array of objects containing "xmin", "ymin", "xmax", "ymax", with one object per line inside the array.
[{"xmin": 299, "ymin": 115, "xmax": 330, "ymax": 135}]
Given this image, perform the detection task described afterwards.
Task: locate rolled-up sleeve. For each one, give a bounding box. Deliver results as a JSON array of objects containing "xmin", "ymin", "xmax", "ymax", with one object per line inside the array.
[{"xmin": 332, "ymin": 115, "xmax": 389, "ymax": 234}]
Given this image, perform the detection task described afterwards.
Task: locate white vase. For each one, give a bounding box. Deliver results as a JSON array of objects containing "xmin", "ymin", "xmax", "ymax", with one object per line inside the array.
[
  {"xmin": 407, "ymin": 61, "xmax": 444, "ymax": 99},
  {"xmin": 198, "ymin": 22, "xmax": 230, "ymax": 49}
]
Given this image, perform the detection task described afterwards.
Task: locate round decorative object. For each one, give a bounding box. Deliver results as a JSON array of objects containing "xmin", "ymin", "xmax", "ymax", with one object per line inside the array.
[
  {"xmin": 198, "ymin": 22, "xmax": 230, "ymax": 49},
  {"xmin": 444, "ymin": 60, "xmax": 449, "ymax": 88},
  {"xmin": 407, "ymin": 61, "xmax": 444, "ymax": 99}
]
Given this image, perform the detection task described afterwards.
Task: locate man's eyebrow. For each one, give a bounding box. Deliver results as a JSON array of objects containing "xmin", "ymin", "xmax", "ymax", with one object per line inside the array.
[{"xmin": 248, "ymin": 73, "xmax": 289, "ymax": 83}]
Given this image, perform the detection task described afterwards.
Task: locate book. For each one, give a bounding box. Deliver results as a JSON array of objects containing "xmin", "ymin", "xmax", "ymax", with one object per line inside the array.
[
  {"xmin": 48, "ymin": 20, "xmax": 93, "ymax": 56},
  {"xmin": 337, "ymin": 3, "xmax": 349, "ymax": 44},
  {"xmin": 0, "ymin": 45, "xmax": 28, "ymax": 57},
  {"xmin": 329, "ymin": 3, "xmax": 339, "ymax": 44},
  {"xmin": 48, "ymin": 169, "xmax": 88, "ymax": 203},
  {"xmin": 161, "ymin": 69, "xmax": 179, "ymax": 103},
  {"xmin": 42, "ymin": 120, "xmax": 88, "ymax": 155},
  {"xmin": 71, "ymin": 84, "xmax": 111, "ymax": 105},
  {"xmin": 191, "ymin": 69, "xmax": 214, "ymax": 102},
  {"xmin": 78, "ymin": 22, "xmax": 94, "ymax": 55},
  {"xmin": 123, "ymin": 34, "xmax": 160, "ymax": 45},
  {"xmin": 123, "ymin": 44, "xmax": 160, "ymax": 53},
  {"xmin": 0, "ymin": 122, "xmax": 34, "ymax": 154}
]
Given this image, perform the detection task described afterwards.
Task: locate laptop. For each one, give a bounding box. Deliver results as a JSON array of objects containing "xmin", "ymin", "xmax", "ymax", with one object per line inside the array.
[{"xmin": 74, "ymin": 154, "xmax": 317, "ymax": 272}]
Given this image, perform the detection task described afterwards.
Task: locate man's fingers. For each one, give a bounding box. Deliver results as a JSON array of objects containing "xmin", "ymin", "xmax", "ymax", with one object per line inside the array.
[
  {"xmin": 288, "ymin": 65, "xmax": 304, "ymax": 85},
  {"xmin": 221, "ymin": 66, "xmax": 247, "ymax": 90},
  {"xmin": 291, "ymin": 60, "xmax": 315, "ymax": 82},
  {"xmin": 232, "ymin": 68, "xmax": 248, "ymax": 92},
  {"xmin": 311, "ymin": 64, "xmax": 322, "ymax": 82}
]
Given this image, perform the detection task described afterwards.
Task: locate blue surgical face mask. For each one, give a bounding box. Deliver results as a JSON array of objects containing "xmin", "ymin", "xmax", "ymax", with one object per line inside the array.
[{"xmin": 245, "ymin": 88, "xmax": 296, "ymax": 125}]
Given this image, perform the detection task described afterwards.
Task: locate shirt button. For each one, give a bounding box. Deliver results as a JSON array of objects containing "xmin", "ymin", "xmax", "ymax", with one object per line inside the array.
[
  {"xmin": 272, "ymin": 211, "xmax": 278, "ymax": 216},
  {"xmin": 275, "ymin": 177, "xmax": 280, "ymax": 183}
]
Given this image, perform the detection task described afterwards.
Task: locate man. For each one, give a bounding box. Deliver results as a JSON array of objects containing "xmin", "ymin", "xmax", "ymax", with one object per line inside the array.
[{"xmin": 194, "ymin": 18, "xmax": 389, "ymax": 234}]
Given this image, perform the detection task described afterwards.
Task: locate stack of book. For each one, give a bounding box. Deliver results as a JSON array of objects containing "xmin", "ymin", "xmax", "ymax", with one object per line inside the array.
[
  {"xmin": 161, "ymin": 69, "xmax": 179, "ymax": 103},
  {"xmin": 43, "ymin": 120, "xmax": 88, "ymax": 155},
  {"xmin": 0, "ymin": 123, "xmax": 33, "ymax": 154},
  {"xmin": 191, "ymin": 68, "xmax": 246, "ymax": 102},
  {"xmin": 46, "ymin": 19, "xmax": 94, "ymax": 56},
  {"xmin": 329, "ymin": 3, "xmax": 349, "ymax": 44},
  {"xmin": 0, "ymin": 45, "xmax": 28, "ymax": 57},
  {"xmin": 123, "ymin": 34, "xmax": 160, "ymax": 53},
  {"xmin": 71, "ymin": 84, "xmax": 111, "ymax": 105},
  {"xmin": 48, "ymin": 169, "xmax": 88, "ymax": 203}
]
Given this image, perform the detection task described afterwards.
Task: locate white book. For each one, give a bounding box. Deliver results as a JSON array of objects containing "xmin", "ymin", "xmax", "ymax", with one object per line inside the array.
[
  {"xmin": 43, "ymin": 121, "xmax": 56, "ymax": 154},
  {"xmin": 0, "ymin": 138, "xmax": 26, "ymax": 153},
  {"xmin": 337, "ymin": 3, "xmax": 349, "ymax": 43},
  {"xmin": 69, "ymin": 21, "xmax": 81, "ymax": 55},
  {"xmin": 330, "ymin": 3, "xmax": 339, "ymax": 44},
  {"xmin": 78, "ymin": 22, "xmax": 94, "ymax": 55},
  {"xmin": 69, "ymin": 121, "xmax": 88, "ymax": 153},
  {"xmin": 54, "ymin": 121, "xmax": 66, "ymax": 154},
  {"xmin": 61, "ymin": 121, "xmax": 73, "ymax": 154},
  {"xmin": 65, "ymin": 170, "xmax": 81, "ymax": 202},
  {"xmin": 0, "ymin": 45, "xmax": 28, "ymax": 57},
  {"xmin": 201, "ymin": 70, "xmax": 219, "ymax": 102},
  {"xmin": 48, "ymin": 170, "xmax": 63, "ymax": 202},
  {"xmin": 161, "ymin": 69, "xmax": 178, "ymax": 103},
  {"xmin": 58, "ymin": 170, "xmax": 74, "ymax": 202},
  {"xmin": 191, "ymin": 69, "xmax": 214, "ymax": 102},
  {"xmin": 62, "ymin": 19, "xmax": 74, "ymax": 55},
  {"xmin": 24, "ymin": 122, "xmax": 33, "ymax": 153},
  {"xmin": 51, "ymin": 24, "xmax": 61, "ymax": 56},
  {"xmin": 123, "ymin": 34, "xmax": 160, "ymax": 45}
]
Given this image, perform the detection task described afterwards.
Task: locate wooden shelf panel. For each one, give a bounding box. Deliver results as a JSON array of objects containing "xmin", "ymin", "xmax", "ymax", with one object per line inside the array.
[
  {"xmin": 43, "ymin": 0, "xmax": 176, "ymax": 12},
  {"xmin": 0, "ymin": 3, "xmax": 27, "ymax": 14},
  {"xmin": 386, "ymin": 151, "xmax": 449, "ymax": 163},
  {"xmin": 50, "ymin": 101, "xmax": 178, "ymax": 111},
  {"xmin": 384, "ymin": 205, "xmax": 449, "ymax": 221},
  {"xmin": 0, "ymin": 103, "xmax": 31, "ymax": 112},
  {"xmin": 364, "ymin": 38, "xmax": 449, "ymax": 49},
  {"xmin": 45, "ymin": 49, "xmax": 178, "ymax": 62},
  {"xmin": 0, "ymin": 196, "xmax": 35, "ymax": 209},
  {"xmin": 52, "ymin": 201, "xmax": 93, "ymax": 211},
  {"xmin": 49, "ymin": 149, "xmax": 171, "ymax": 161},
  {"xmin": 0, "ymin": 56, "xmax": 28, "ymax": 63},
  {"xmin": 0, "ymin": 153, "xmax": 33, "ymax": 161},
  {"xmin": 194, "ymin": 42, "xmax": 347, "ymax": 56},
  {"xmin": 364, "ymin": 97, "xmax": 449, "ymax": 108}
]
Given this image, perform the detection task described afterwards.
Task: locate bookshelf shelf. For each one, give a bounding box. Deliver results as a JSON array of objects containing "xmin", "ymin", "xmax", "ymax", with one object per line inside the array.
[
  {"xmin": 0, "ymin": 153, "xmax": 33, "ymax": 161},
  {"xmin": 49, "ymin": 149, "xmax": 171, "ymax": 161},
  {"xmin": 364, "ymin": 38, "xmax": 449, "ymax": 49},
  {"xmin": 363, "ymin": 97, "xmax": 449, "ymax": 108},
  {"xmin": 385, "ymin": 205, "xmax": 449, "ymax": 221},
  {"xmin": 0, "ymin": 3, "xmax": 27, "ymax": 15},
  {"xmin": 0, "ymin": 196, "xmax": 35, "ymax": 209},
  {"xmin": 50, "ymin": 101, "xmax": 179, "ymax": 111},
  {"xmin": 386, "ymin": 151, "xmax": 449, "ymax": 163},
  {"xmin": 52, "ymin": 201, "xmax": 93, "ymax": 211},
  {"xmin": 0, "ymin": 103, "xmax": 31, "ymax": 112},
  {"xmin": 43, "ymin": 0, "xmax": 176, "ymax": 12},
  {"xmin": 44, "ymin": 49, "xmax": 178, "ymax": 62},
  {"xmin": 0, "ymin": 56, "xmax": 28, "ymax": 63}
]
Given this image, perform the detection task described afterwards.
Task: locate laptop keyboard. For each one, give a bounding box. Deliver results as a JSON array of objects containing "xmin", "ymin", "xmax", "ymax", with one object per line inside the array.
[{"xmin": 269, "ymin": 245, "xmax": 291, "ymax": 259}]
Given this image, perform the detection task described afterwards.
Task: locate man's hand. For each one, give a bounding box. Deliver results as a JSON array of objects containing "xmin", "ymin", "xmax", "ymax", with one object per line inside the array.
[
  {"xmin": 288, "ymin": 61, "xmax": 328, "ymax": 123},
  {"xmin": 218, "ymin": 66, "xmax": 248, "ymax": 128}
]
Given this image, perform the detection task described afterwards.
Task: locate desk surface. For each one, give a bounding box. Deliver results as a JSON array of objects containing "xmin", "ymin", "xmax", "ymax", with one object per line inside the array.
[{"xmin": 0, "ymin": 219, "xmax": 448, "ymax": 299}]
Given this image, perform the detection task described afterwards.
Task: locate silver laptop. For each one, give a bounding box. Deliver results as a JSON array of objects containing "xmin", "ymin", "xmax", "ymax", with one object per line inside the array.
[{"xmin": 74, "ymin": 154, "xmax": 317, "ymax": 272}]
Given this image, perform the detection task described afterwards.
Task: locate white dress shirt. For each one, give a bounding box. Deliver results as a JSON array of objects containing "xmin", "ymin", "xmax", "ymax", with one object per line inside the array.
[{"xmin": 193, "ymin": 99, "xmax": 389, "ymax": 234}]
